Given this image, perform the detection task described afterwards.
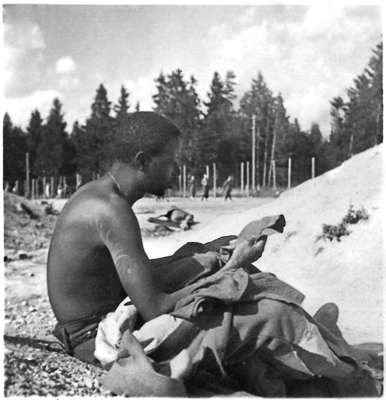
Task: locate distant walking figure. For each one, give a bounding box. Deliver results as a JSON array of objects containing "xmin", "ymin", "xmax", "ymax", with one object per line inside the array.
[
  {"xmin": 188, "ymin": 176, "xmax": 196, "ymax": 198},
  {"xmin": 201, "ymin": 173, "xmax": 209, "ymax": 201},
  {"xmin": 223, "ymin": 175, "xmax": 234, "ymax": 201}
]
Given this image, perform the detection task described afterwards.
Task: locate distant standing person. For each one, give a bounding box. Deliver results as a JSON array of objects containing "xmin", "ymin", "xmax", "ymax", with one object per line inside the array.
[
  {"xmin": 188, "ymin": 175, "xmax": 196, "ymax": 198},
  {"xmin": 12, "ymin": 181, "xmax": 19, "ymax": 195},
  {"xmin": 45, "ymin": 182, "xmax": 51, "ymax": 198},
  {"xmin": 223, "ymin": 175, "xmax": 234, "ymax": 201},
  {"xmin": 56, "ymin": 183, "xmax": 64, "ymax": 198},
  {"xmin": 201, "ymin": 173, "xmax": 209, "ymax": 201},
  {"xmin": 63, "ymin": 182, "xmax": 69, "ymax": 198}
]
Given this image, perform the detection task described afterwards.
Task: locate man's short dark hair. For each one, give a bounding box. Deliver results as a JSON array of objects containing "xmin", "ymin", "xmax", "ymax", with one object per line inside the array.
[{"xmin": 112, "ymin": 112, "xmax": 181, "ymax": 164}]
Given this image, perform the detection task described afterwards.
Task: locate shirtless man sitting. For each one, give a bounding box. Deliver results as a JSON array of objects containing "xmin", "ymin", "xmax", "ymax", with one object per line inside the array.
[{"xmin": 47, "ymin": 111, "xmax": 266, "ymax": 364}]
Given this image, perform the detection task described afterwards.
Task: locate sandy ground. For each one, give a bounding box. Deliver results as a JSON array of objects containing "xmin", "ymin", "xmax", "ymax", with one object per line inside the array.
[{"xmin": 3, "ymin": 144, "xmax": 383, "ymax": 395}]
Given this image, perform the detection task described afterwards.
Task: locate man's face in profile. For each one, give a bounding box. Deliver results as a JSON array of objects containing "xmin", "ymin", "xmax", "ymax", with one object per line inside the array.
[{"xmin": 146, "ymin": 137, "xmax": 181, "ymax": 196}]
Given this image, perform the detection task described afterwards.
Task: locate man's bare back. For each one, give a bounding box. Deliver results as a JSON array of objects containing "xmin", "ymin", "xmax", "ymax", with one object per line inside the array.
[{"xmin": 47, "ymin": 177, "xmax": 128, "ymax": 324}]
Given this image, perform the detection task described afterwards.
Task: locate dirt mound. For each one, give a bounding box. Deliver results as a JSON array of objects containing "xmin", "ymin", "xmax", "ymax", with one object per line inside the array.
[{"xmin": 4, "ymin": 193, "xmax": 58, "ymax": 257}]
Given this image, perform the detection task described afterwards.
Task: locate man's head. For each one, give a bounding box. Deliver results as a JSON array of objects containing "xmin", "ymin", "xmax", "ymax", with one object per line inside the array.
[{"xmin": 111, "ymin": 112, "xmax": 181, "ymax": 196}]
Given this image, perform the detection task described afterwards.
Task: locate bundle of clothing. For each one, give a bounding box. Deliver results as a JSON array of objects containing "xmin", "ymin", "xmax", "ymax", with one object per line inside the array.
[{"xmin": 94, "ymin": 215, "xmax": 381, "ymax": 397}]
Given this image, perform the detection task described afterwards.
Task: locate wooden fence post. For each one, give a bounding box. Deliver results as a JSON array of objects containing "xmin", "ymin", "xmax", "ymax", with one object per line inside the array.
[
  {"xmin": 246, "ymin": 161, "xmax": 250, "ymax": 197},
  {"xmin": 240, "ymin": 162, "xmax": 244, "ymax": 196},
  {"xmin": 25, "ymin": 152, "xmax": 30, "ymax": 198},
  {"xmin": 42, "ymin": 177, "xmax": 46, "ymax": 198},
  {"xmin": 252, "ymin": 115, "xmax": 256, "ymax": 192},
  {"xmin": 178, "ymin": 168, "xmax": 182, "ymax": 195},
  {"xmin": 288, "ymin": 157, "xmax": 292, "ymax": 189},
  {"xmin": 50, "ymin": 177, "xmax": 55, "ymax": 198},
  {"xmin": 183, "ymin": 165, "xmax": 187, "ymax": 198},
  {"xmin": 272, "ymin": 160, "xmax": 277, "ymax": 190},
  {"xmin": 311, "ymin": 157, "xmax": 315, "ymax": 179},
  {"xmin": 213, "ymin": 163, "xmax": 216, "ymax": 198}
]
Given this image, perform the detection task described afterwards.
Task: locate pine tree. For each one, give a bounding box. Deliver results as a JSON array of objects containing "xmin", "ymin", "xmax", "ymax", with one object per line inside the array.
[
  {"xmin": 330, "ymin": 97, "xmax": 345, "ymax": 136},
  {"xmin": 328, "ymin": 41, "xmax": 383, "ymax": 166},
  {"xmin": 200, "ymin": 71, "xmax": 237, "ymax": 175},
  {"xmin": 153, "ymin": 69, "xmax": 202, "ymax": 172},
  {"xmin": 91, "ymin": 84, "xmax": 111, "ymax": 120},
  {"xmin": 240, "ymin": 72, "xmax": 275, "ymax": 186},
  {"xmin": 368, "ymin": 42, "xmax": 383, "ymax": 145},
  {"xmin": 204, "ymin": 71, "xmax": 232, "ymax": 124},
  {"xmin": 309, "ymin": 123, "xmax": 329, "ymax": 176},
  {"xmin": 328, "ymin": 96, "xmax": 347, "ymax": 167},
  {"xmin": 267, "ymin": 94, "xmax": 290, "ymax": 186},
  {"xmin": 286, "ymin": 119, "xmax": 313, "ymax": 185},
  {"xmin": 71, "ymin": 121, "xmax": 89, "ymax": 178},
  {"xmin": 26, "ymin": 109, "xmax": 44, "ymax": 178},
  {"xmin": 79, "ymin": 84, "xmax": 113, "ymax": 177},
  {"xmin": 112, "ymin": 85, "xmax": 131, "ymax": 168},
  {"xmin": 114, "ymin": 85, "xmax": 130, "ymax": 121},
  {"xmin": 224, "ymin": 71, "xmax": 237, "ymax": 103},
  {"xmin": 3, "ymin": 113, "xmax": 27, "ymax": 185},
  {"xmin": 153, "ymin": 73, "xmax": 170, "ymax": 116},
  {"xmin": 61, "ymin": 133, "xmax": 77, "ymax": 180},
  {"xmin": 35, "ymin": 98, "xmax": 69, "ymax": 179},
  {"xmin": 310, "ymin": 123, "xmax": 323, "ymax": 149}
]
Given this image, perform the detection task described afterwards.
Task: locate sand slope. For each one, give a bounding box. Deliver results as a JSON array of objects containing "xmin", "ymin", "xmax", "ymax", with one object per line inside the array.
[{"xmin": 144, "ymin": 145, "xmax": 384, "ymax": 344}]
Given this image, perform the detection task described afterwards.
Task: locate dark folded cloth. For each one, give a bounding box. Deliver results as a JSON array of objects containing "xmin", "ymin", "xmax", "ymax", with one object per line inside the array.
[
  {"xmin": 100, "ymin": 214, "xmax": 379, "ymax": 397},
  {"xmin": 53, "ymin": 310, "xmax": 110, "ymax": 355}
]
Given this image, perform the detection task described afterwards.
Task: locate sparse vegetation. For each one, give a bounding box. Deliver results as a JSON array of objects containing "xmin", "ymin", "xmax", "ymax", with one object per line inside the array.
[
  {"xmin": 319, "ymin": 205, "xmax": 369, "ymax": 242},
  {"xmin": 342, "ymin": 204, "xmax": 369, "ymax": 225}
]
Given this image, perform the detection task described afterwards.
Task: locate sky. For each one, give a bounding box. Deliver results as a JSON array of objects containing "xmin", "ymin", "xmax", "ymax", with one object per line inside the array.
[{"xmin": 3, "ymin": 3, "xmax": 382, "ymax": 136}]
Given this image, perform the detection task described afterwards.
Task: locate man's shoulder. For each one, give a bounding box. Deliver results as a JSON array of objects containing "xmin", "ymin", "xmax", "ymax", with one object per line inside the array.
[{"xmin": 65, "ymin": 181, "xmax": 133, "ymax": 219}]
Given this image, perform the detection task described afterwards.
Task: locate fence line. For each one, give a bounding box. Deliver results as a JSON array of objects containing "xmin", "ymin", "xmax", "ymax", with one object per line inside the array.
[{"xmin": 5, "ymin": 155, "xmax": 318, "ymax": 199}]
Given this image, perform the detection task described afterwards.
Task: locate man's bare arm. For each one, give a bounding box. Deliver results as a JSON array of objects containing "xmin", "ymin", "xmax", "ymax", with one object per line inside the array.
[{"xmin": 97, "ymin": 197, "xmax": 197, "ymax": 321}]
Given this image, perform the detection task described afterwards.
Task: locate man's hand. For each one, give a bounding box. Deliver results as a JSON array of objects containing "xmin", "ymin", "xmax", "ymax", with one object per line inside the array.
[{"xmin": 223, "ymin": 235, "xmax": 267, "ymax": 269}]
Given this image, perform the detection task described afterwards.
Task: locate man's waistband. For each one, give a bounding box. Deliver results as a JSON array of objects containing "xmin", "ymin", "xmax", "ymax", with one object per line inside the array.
[{"xmin": 53, "ymin": 311, "xmax": 107, "ymax": 355}]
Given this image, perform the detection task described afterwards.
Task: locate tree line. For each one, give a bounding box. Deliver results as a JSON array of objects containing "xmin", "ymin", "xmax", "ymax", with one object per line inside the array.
[{"xmin": 3, "ymin": 42, "xmax": 382, "ymax": 192}]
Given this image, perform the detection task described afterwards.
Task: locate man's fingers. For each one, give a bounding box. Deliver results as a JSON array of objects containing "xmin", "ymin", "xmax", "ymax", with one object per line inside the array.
[{"xmin": 118, "ymin": 330, "xmax": 154, "ymax": 371}]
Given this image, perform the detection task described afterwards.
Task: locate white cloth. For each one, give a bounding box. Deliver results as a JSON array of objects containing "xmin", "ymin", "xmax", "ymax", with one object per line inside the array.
[{"xmin": 94, "ymin": 297, "xmax": 184, "ymax": 367}]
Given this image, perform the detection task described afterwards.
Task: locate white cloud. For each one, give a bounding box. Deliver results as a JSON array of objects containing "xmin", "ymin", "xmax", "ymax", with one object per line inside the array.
[
  {"xmin": 4, "ymin": 42, "xmax": 17, "ymax": 87},
  {"xmin": 4, "ymin": 23, "xmax": 46, "ymax": 95},
  {"xmin": 300, "ymin": 4, "xmax": 344, "ymax": 36},
  {"xmin": 5, "ymin": 90, "xmax": 62, "ymax": 128},
  {"xmin": 5, "ymin": 22, "xmax": 45, "ymax": 51},
  {"xmin": 56, "ymin": 57, "xmax": 77, "ymax": 74},
  {"xmin": 59, "ymin": 76, "xmax": 80, "ymax": 90},
  {"xmin": 237, "ymin": 7, "xmax": 256, "ymax": 25},
  {"xmin": 125, "ymin": 75, "xmax": 158, "ymax": 110},
  {"xmin": 212, "ymin": 21, "xmax": 278, "ymax": 79},
  {"xmin": 208, "ymin": 5, "xmax": 381, "ymax": 135},
  {"xmin": 30, "ymin": 25, "xmax": 46, "ymax": 49},
  {"xmin": 208, "ymin": 24, "xmax": 229, "ymax": 40}
]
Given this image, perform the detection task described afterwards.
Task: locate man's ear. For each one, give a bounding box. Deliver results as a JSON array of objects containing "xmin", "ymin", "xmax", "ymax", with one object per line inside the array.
[{"xmin": 134, "ymin": 151, "xmax": 150, "ymax": 171}]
